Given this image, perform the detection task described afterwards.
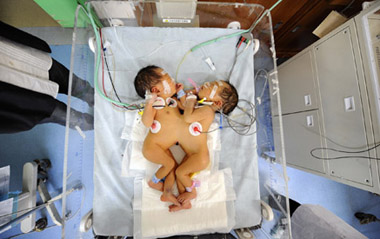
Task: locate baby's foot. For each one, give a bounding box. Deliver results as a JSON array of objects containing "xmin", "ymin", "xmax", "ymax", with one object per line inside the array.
[
  {"xmin": 177, "ymin": 191, "xmax": 196, "ymax": 204},
  {"xmin": 169, "ymin": 201, "xmax": 192, "ymax": 212},
  {"xmin": 161, "ymin": 192, "xmax": 180, "ymax": 206},
  {"xmin": 148, "ymin": 180, "xmax": 164, "ymax": 192}
]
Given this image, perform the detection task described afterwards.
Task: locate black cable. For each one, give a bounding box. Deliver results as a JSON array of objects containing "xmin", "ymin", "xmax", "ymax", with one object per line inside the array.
[
  {"xmin": 310, "ymin": 143, "xmax": 380, "ymax": 160},
  {"xmin": 340, "ymin": 0, "xmax": 355, "ymax": 14},
  {"xmin": 103, "ymin": 50, "xmax": 128, "ymax": 109},
  {"xmin": 200, "ymin": 99, "xmax": 257, "ymax": 135},
  {"xmin": 100, "ymin": 28, "xmax": 142, "ymax": 111}
]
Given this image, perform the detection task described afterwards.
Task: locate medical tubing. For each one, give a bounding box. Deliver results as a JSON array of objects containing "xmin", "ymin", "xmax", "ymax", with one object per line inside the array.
[
  {"xmin": 176, "ymin": 30, "xmax": 250, "ymax": 81},
  {"xmin": 85, "ymin": 3, "xmax": 137, "ymax": 108},
  {"xmin": 190, "ymin": 29, "xmax": 250, "ymax": 52},
  {"xmin": 249, "ymin": 0, "xmax": 283, "ymax": 32},
  {"xmin": 176, "ymin": 0, "xmax": 282, "ymax": 82},
  {"xmin": 191, "ymin": 0, "xmax": 283, "ymax": 52},
  {"xmin": 175, "ymin": 50, "xmax": 191, "ymax": 81}
]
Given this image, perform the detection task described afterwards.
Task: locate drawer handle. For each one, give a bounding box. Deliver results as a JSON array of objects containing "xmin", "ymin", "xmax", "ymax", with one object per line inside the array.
[
  {"xmin": 304, "ymin": 94, "xmax": 311, "ymax": 106},
  {"xmin": 306, "ymin": 115, "xmax": 314, "ymax": 127},
  {"xmin": 344, "ymin": 96, "xmax": 355, "ymax": 112}
]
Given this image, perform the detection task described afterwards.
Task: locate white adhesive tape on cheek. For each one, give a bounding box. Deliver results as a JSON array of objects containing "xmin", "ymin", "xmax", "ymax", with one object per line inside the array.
[
  {"xmin": 217, "ymin": 81, "xmax": 223, "ymax": 86},
  {"xmin": 209, "ymin": 85, "xmax": 218, "ymax": 99},
  {"xmin": 162, "ymin": 80, "xmax": 171, "ymax": 94},
  {"xmin": 161, "ymin": 70, "xmax": 167, "ymax": 76}
]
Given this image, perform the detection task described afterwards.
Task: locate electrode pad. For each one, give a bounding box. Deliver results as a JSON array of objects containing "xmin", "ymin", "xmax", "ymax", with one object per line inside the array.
[
  {"xmin": 153, "ymin": 97, "xmax": 165, "ymax": 110},
  {"xmin": 150, "ymin": 120, "xmax": 161, "ymax": 133},
  {"xmin": 189, "ymin": 122, "xmax": 203, "ymax": 136},
  {"xmin": 166, "ymin": 97, "xmax": 177, "ymax": 108}
]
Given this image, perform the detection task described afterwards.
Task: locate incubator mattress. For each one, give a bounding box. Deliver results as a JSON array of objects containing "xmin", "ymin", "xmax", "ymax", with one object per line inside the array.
[{"xmin": 93, "ymin": 26, "xmax": 260, "ymax": 236}]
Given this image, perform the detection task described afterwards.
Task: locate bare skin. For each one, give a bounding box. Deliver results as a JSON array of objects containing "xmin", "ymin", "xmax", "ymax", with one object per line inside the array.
[
  {"xmin": 141, "ymin": 74, "xmax": 231, "ymax": 211},
  {"xmin": 169, "ymin": 81, "xmax": 229, "ymax": 211},
  {"xmin": 160, "ymin": 150, "xmax": 180, "ymax": 206},
  {"xmin": 148, "ymin": 180, "xmax": 164, "ymax": 191},
  {"xmin": 169, "ymin": 201, "xmax": 192, "ymax": 212},
  {"xmin": 141, "ymin": 68, "xmax": 182, "ymax": 187}
]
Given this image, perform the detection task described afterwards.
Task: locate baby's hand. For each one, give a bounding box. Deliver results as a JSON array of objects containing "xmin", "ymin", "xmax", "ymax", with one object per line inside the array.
[
  {"xmin": 185, "ymin": 92, "xmax": 197, "ymax": 103},
  {"xmin": 145, "ymin": 91, "xmax": 157, "ymax": 104},
  {"xmin": 176, "ymin": 83, "xmax": 184, "ymax": 92}
]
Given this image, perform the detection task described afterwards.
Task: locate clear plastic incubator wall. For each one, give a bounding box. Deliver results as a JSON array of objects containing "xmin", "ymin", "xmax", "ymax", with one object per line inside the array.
[{"xmin": 65, "ymin": 0, "xmax": 291, "ymax": 238}]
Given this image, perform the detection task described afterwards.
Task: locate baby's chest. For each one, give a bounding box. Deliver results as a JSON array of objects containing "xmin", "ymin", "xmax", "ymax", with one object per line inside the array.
[
  {"xmin": 155, "ymin": 107, "xmax": 180, "ymax": 120},
  {"xmin": 153, "ymin": 107, "xmax": 183, "ymax": 131}
]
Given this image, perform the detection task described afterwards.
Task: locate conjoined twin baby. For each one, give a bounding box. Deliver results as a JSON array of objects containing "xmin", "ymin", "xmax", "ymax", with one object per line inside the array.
[{"xmin": 134, "ymin": 65, "xmax": 238, "ymax": 212}]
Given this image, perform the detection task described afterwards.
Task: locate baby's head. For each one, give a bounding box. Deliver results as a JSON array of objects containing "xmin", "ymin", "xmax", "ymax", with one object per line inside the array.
[
  {"xmin": 134, "ymin": 65, "xmax": 176, "ymax": 98},
  {"xmin": 198, "ymin": 80, "xmax": 238, "ymax": 115}
]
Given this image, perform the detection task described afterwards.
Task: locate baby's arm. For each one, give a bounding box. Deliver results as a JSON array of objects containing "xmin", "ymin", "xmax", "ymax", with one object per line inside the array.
[
  {"xmin": 142, "ymin": 94, "xmax": 157, "ymax": 127},
  {"xmin": 183, "ymin": 94, "xmax": 213, "ymax": 123},
  {"xmin": 176, "ymin": 83, "xmax": 199, "ymax": 110},
  {"xmin": 176, "ymin": 83, "xmax": 186, "ymax": 110}
]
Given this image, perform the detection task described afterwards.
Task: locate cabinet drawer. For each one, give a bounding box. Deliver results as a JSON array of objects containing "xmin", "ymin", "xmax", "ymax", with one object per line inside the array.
[
  {"xmin": 274, "ymin": 110, "xmax": 325, "ymax": 173},
  {"xmin": 315, "ymin": 26, "xmax": 372, "ymax": 186},
  {"xmin": 278, "ymin": 50, "xmax": 318, "ymax": 115}
]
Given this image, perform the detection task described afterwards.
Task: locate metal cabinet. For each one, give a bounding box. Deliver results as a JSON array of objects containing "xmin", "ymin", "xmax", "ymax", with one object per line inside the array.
[{"xmin": 275, "ymin": 4, "xmax": 380, "ymax": 193}]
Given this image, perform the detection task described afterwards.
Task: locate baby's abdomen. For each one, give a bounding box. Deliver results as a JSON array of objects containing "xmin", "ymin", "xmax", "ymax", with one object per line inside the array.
[
  {"xmin": 178, "ymin": 125, "xmax": 209, "ymax": 156},
  {"xmin": 145, "ymin": 123, "xmax": 179, "ymax": 149}
]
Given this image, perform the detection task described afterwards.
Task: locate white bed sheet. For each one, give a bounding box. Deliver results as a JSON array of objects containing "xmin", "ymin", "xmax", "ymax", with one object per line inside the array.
[{"xmin": 93, "ymin": 26, "xmax": 260, "ymax": 236}]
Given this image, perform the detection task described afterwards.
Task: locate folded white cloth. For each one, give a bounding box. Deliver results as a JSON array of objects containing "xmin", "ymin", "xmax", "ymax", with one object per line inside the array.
[
  {"xmin": 0, "ymin": 36, "xmax": 58, "ymax": 98},
  {"xmin": 133, "ymin": 168, "xmax": 236, "ymax": 239}
]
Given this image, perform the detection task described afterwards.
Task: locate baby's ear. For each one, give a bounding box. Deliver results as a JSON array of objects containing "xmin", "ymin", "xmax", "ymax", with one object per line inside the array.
[
  {"xmin": 151, "ymin": 86, "xmax": 160, "ymax": 94},
  {"xmin": 214, "ymin": 100, "xmax": 223, "ymax": 109}
]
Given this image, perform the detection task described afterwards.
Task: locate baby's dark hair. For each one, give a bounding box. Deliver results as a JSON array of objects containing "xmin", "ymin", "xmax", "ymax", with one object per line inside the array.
[
  {"xmin": 134, "ymin": 65, "xmax": 162, "ymax": 98},
  {"xmin": 220, "ymin": 81, "xmax": 239, "ymax": 115}
]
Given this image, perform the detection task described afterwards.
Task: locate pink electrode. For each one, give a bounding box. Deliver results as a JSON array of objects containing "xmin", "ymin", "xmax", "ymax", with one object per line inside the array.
[{"xmin": 189, "ymin": 122, "xmax": 202, "ymax": 136}]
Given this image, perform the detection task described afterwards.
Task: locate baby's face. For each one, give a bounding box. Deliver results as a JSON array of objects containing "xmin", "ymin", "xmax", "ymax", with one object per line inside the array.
[
  {"xmin": 198, "ymin": 80, "xmax": 226, "ymax": 102},
  {"xmin": 154, "ymin": 68, "xmax": 176, "ymax": 97}
]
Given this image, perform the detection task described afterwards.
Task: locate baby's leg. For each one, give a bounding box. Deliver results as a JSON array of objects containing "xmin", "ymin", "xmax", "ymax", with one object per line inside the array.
[
  {"xmin": 169, "ymin": 155, "xmax": 193, "ymax": 212},
  {"xmin": 176, "ymin": 153, "xmax": 209, "ymax": 191},
  {"xmin": 176, "ymin": 155, "xmax": 188, "ymax": 194},
  {"xmin": 143, "ymin": 142, "xmax": 175, "ymax": 191},
  {"xmin": 161, "ymin": 150, "xmax": 180, "ymax": 206},
  {"xmin": 170, "ymin": 154, "xmax": 209, "ymax": 211}
]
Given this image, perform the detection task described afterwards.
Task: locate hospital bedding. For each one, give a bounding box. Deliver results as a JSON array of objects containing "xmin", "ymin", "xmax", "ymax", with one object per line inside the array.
[{"xmin": 93, "ymin": 27, "xmax": 260, "ymax": 237}]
